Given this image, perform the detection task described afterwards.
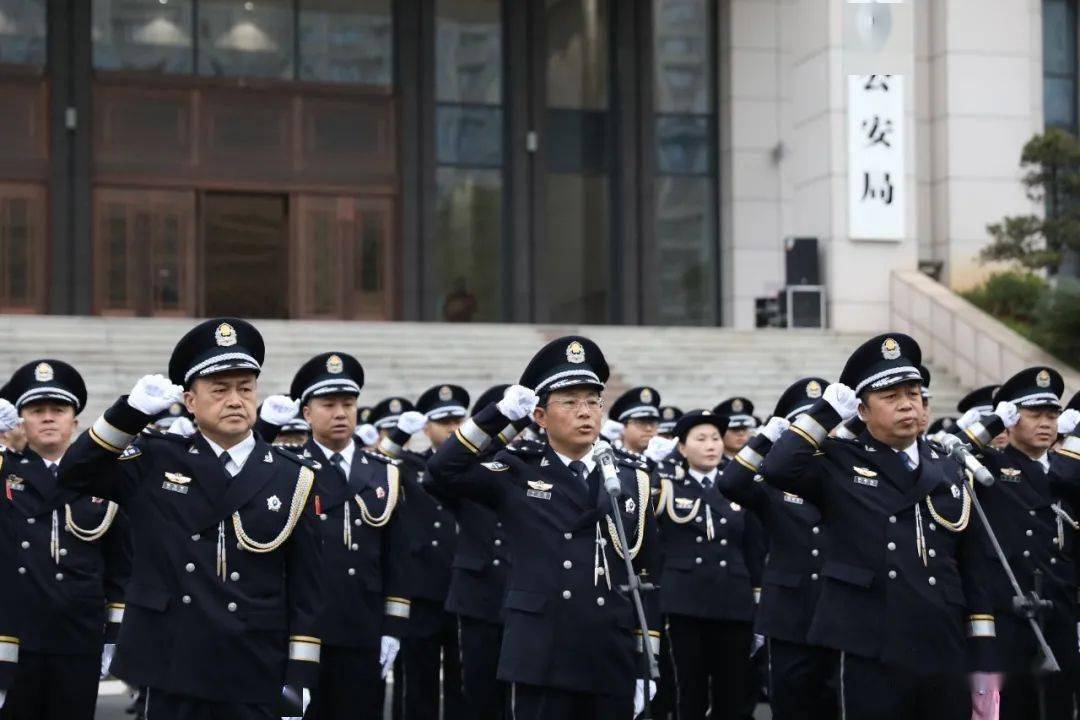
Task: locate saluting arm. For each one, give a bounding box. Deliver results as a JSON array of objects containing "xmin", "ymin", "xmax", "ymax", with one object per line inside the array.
[
  {"xmin": 58, "ymin": 396, "xmax": 157, "ymax": 502},
  {"xmin": 426, "ymin": 402, "xmax": 523, "ymax": 509},
  {"xmin": 761, "ymin": 394, "xmax": 850, "ymax": 505},
  {"xmin": 718, "ymin": 417, "xmax": 789, "ymax": 512}
]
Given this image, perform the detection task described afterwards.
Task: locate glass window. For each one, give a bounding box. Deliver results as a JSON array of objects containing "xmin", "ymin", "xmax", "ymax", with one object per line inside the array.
[
  {"xmin": 299, "ymin": 0, "xmax": 392, "ymax": 86},
  {"xmin": 92, "ymin": 0, "xmax": 194, "ymax": 73},
  {"xmin": 434, "ymin": 0, "xmax": 503, "ymax": 322},
  {"xmin": 198, "ymin": 0, "xmax": 294, "ymax": 80},
  {"xmin": 0, "ymin": 185, "xmax": 45, "ymax": 311},
  {"xmin": 0, "ymin": 0, "xmax": 46, "ymax": 67},
  {"xmin": 1043, "ymin": 0, "xmax": 1078, "ymax": 131},
  {"xmin": 652, "ymin": 0, "xmax": 716, "ymax": 325}
]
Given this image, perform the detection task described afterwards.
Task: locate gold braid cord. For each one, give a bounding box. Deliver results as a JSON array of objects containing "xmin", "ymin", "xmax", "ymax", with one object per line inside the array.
[
  {"xmin": 925, "ymin": 476, "xmax": 971, "ymax": 533},
  {"xmin": 663, "ymin": 478, "xmax": 701, "ymax": 524},
  {"xmin": 354, "ymin": 464, "xmax": 400, "ymax": 528},
  {"xmin": 64, "ymin": 501, "xmax": 120, "ymax": 542},
  {"xmin": 234, "ymin": 466, "xmax": 315, "ymax": 554},
  {"xmin": 606, "ymin": 469, "xmax": 650, "ymax": 561},
  {"xmin": 653, "ymin": 477, "xmax": 668, "ymax": 517}
]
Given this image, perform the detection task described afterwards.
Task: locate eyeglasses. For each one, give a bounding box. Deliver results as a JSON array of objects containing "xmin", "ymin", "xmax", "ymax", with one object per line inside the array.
[{"xmin": 549, "ymin": 398, "xmax": 604, "ymax": 412}]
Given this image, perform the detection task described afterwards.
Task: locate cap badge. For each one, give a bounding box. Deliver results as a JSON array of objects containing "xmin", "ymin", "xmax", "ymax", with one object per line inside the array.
[
  {"xmin": 881, "ymin": 337, "xmax": 901, "ymax": 360},
  {"xmin": 214, "ymin": 323, "xmax": 237, "ymax": 348},
  {"xmin": 566, "ymin": 341, "xmax": 586, "ymax": 364},
  {"xmin": 663, "ymin": 408, "xmax": 675, "ymax": 420},
  {"xmin": 806, "ymin": 380, "xmax": 822, "ymax": 399},
  {"xmin": 361, "ymin": 409, "xmax": 371, "ymax": 422},
  {"xmin": 389, "ymin": 399, "xmax": 402, "ymax": 413},
  {"xmin": 1036, "ymin": 369, "xmax": 1051, "ymax": 388},
  {"xmin": 326, "ymin": 354, "xmax": 344, "ymax": 374},
  {"xmin": 640, "ymin": 388, "xmax": 653, "ymax": 403},
  {"xmin": 731, "ymin": 399, "xmax": 744, "ymax": 412},
  {"xmin": 439, "ymin": 385, "xmax": 453, "ymax": 401},
  {"xmin": 33, "ymin": 362, "xmax": 53, "ymax": 382},
  {"xmin": 169, "ymin": 402, "xmax": 182, "ymax": 416}
]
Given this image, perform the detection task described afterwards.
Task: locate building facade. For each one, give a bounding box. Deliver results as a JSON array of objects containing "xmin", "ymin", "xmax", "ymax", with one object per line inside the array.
[{"xmin": 0, "ymin": 0, "xmax": 1063, "ymax": 329}]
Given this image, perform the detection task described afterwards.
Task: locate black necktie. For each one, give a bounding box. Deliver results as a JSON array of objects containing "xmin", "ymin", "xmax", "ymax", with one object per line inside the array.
[
  {"xmin": 218, "ymin": 451, "xmax": 231, "ymax": 468},
  {"xmin": 48, "ymin": 463, "xmax": 58, "ymax": 479},
  {"xmin": 898, "ymin": 451, "xmax": 915, "ymax": 472},
  {"xmin": 700, "ymin": 475, "xmax": 713, "ymax": 490},
  {"xmin": 330, "ymin": 452, "xmax": 347, "ymax": 480},
  {"xmin": 568, "ymin": 460, "xmax": 589, "ymax": 489}
]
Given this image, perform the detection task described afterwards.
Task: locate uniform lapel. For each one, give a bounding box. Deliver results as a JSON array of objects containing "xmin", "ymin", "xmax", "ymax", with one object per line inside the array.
[
  {"xmin": 544, "ymin": 445, "xmax": 592, "ymax": 512},
  {"xmin": 212, "ymin": 434, "xmax": 277, "ymax": 522},
  {"xmin": 306, "ymin": 440, "xmax": 349, "ymax": 510},
  {"xmin": 1004, "ymin": 445, "xmax": 1052, "ymax": 510}
]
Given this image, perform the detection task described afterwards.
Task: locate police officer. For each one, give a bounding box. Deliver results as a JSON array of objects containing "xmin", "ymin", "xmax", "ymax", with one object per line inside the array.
[
  {"xmin": 56, "ymin": 318, "xmax": 323, "ymax": 719},
  {"xmin": 954, "ymin": 367, "xmax": 1079, "ymax": 720},
  {"xmin": 653, "ymin": 410, "xmax": 762, "ymax": 720},
  {"xmin": 712, "ymin": 397, "xmax": 757, "ymax": 461},
  {"xmin": 427, "ymin": 337, "xmax": 660, "ymax": 719},
  {"xmin": 0, "ymin": 360, "xmax": 130, "ymax": 720},
  {"xmin": 377, "ymin": 386, "xmax": 467, "ymax": 720},
  {"xmin": 657, "ymin": 407, "xmax": 683, "ymax": 440},
  {"xmin": 955, "ymin": 385, "xmax": 1007, "ymax": 450},
  {"xmin": 607, "ymin": 387, "xmax": 662, "ymax": 462},
  {"xmin": 918, "ymin": 365, "xmax": 933, "ymax": 437},
  {"xmin": 717, "ymin": 378, "xmax": 837, "ymax": 720},
  {"xmin": 281, "ymin": 352, "xmax": 410, "ymax": 720},
  {"xmin": 761, "ymin": 333, "xmax": 991, "ymax": 720}
]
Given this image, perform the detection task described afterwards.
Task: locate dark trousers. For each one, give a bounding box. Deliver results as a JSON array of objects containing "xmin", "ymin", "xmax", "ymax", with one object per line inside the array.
[
  {"xmin": 1001, "ymin": 671, "xmax": 1076, "ymax": 720},
  {"xmin": 652, "ymin": 625, "xmax": 676, "ymax": 719},
  {"xmin": 402, "ymin": 609, "xmax": 467, "ymax": 720},
  {"xmin": 0, "ymin": 650, "xmax": 100, "ymax": 720},
  {"xmin": 305, "ymin": 644, "xmax": 385, "ymax": 720},
  {"xmin": 667, "ymin": 614, "xmax": 754, "ymax": 720},
  {"xmin": 140, "ymin": 688, "xmax": 276, "ymax": 720},
  {"xmin": 510, "ymin": 682, "xmax": 633, "ymax": 720},
  {"xmin": 767, "ymin": 638, "xmax": 837, "ymax": 720},
  {"xmin": 839, "ymin": 652, "xmax": 970, "ymax": 720},
  {"xmin": 459, "ymin": 616, "xmax": 505, "ymax": 720}
]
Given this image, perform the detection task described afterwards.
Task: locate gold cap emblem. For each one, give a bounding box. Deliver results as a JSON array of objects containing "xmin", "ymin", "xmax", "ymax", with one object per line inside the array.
[
  {"xmin": 1036, "ymin": 369, "xmax": 1051, "ymax": 388},
  {"xmin": 640, "ymin": 388, "xmax": 653, "ymax": 403},
  {"xmin": 389, "ymin": 399, "xmax": 402, "ymax": 413},
  {"xmin": 326, "ymin": 354, "xmax": 344, "ymax": 374},
  {"xmin": 663, "ymin": 408, "xmax": 675, "ymax": 420},
  {"xmin": 731, "ymin": 399, "xmax": 744, "ymax": 412},
  {"xmin": 214, "ymin": 323, "xmax": 237, "ymax": 347},
  {"xmin": 806, "ymin": 380, "xmax": 822, "ymax": 399},
  {"xmin": 881, "ymin": 337, "xmax": 900, "ymax": 360},
  {"xmin": 439, "ymin": 385, "xmax": 453, "ymax": 401},
  {"xmin": 566, "ymin": 341, "xmax": 586, "ymax": 364},
  {"xmin": 33, "ymin": 362, "xmax": 53, "ymax": 382}
]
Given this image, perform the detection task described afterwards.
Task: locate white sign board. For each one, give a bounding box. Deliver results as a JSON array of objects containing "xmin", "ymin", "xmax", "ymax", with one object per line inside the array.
[{"xmin": 848, "ymin": 74, "xmax": 904, "ymax": 240}]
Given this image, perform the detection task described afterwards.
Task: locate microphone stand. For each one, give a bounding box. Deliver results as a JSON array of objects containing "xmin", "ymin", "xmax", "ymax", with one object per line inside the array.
[{"xmin": 606, "ymin": 484, "xmax": 660, "ymax": 719}]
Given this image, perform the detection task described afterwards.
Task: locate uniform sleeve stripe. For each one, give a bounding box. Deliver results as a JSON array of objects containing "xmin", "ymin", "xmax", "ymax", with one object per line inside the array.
[
  {"xmin": 789, "ymin": 425, "xmax": 820, "ymax": 450},
  {"xmin": 378, "ymin": 437, "xmax": 403, "ymax": 458},
  {"xmin": 963, "ymin": 423, "xmax": 991, "ymax": 449},
  {"xmin": 385, "ymin": 598, "xmax": 411, "ymax": 619},
  {"xmin": 967, "ymin": 618, "xmax": 996, "ymax": 638},
  {"xmin": 734, "ymin": 453, "xmax": 759, "ymax": 473},
  {"xmin": 454, "ymin": 428, "xmax": 481, "ymax": 455},
  {"xmin": 289, "ymin": 635, "xmax": 322, "ymax": 644},
  {"xmin": 0, "ymin": 639, "xmax": 18, "ymax": 664},
  {"xmin": 792, "ymin": 414, "xmax": 828, "ymax": 446},
  {"xmin": 458, "ymin": 419, "xmax": 492, "ymax": 454},
  {"xmin": 1061, "ymin": 435, "xmax": 1080, "ymax": 455},
  {"xmin": 88, "ymin": 427, "xmax": 125, "ymax": 454},
  {"xmin": 107, "ymin": 605, "xmax": 125, "ymax": 623},
  {"xmin": 91, "ymin": 416, "xmax": 135, "ymax": 453},
  {"xmin": 289, "ymin": 640, "xmax": 321, "ymax": 663}
]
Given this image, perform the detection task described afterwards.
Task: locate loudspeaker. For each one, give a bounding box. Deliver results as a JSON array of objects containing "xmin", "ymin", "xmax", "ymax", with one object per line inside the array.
[{"xmin": 784, "ymin": 237, "xmax": 820, "ymax": 286}]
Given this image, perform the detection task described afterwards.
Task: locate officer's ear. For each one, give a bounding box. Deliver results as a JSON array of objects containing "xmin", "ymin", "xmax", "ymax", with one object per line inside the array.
[
  {"xmin": 857, "ymin": 396, "xmax": 869, "ymax": 423},
  {"xmin": 182, "ymin": 383, "xmax": 198, "ymax": 416},
  {"xmin": 533, "ymin": 404, "xmax": 548, "ymax": 431},
  {"xmin": 301, "ymin": 402, "xmax": 312, "ymax": 424}
]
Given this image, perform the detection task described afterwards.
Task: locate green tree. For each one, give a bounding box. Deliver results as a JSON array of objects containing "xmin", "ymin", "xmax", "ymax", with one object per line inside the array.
[{"xmin": 984, "ymin": 128, "xmax": 1080, "ymax": 275}]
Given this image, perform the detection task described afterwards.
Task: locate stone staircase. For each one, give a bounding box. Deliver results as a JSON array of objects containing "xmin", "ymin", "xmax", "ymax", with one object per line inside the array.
[{"xmin": 0, "ymin": 315, "xmax": 971, "ymax": 423}]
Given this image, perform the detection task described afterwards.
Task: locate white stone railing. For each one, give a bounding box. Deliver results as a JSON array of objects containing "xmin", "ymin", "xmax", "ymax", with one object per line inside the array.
[{"xmin": 890, "ymin": 269, "xmax": 1080, "ymax": 391}]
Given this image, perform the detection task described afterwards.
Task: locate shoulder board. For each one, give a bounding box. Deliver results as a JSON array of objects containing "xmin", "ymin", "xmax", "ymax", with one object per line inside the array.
[
  {"xmin": 141, "ymin": 428, "xmax": 189, "ymax": 444},
  {"xmin": 272, "ymin": 445, "xmax": 320, "ymax": 470},
  {"xmin": 481, "ymin": 460, "xmax": 510, "ymax": 472},
  {"xmin": 118, "ymin": 444, "xmax": 142, "ymax": 461},
  {"xmin": 362, "ymin": 449, "xmax": 400, "ymax": 466},
  {"xmin": 506, "ymin": 442, "xmax": 545, "ymax": 458}
]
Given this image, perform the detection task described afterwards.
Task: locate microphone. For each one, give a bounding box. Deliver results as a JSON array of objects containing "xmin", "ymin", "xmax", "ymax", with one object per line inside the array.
[
  {"xmin": 592, "ymin": 440, "xmax": 623, "ymax": 497},
  {"xmin": 939, "ymin": 434, "xmax": 995, "ymax": 487}
]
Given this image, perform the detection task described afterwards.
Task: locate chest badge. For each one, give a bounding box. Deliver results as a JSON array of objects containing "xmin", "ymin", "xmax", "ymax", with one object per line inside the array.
[
  {"xmin": 783, "ymin": 492, "xmax": 804, "ymax": 505},
  {"xmin": 950, "ymin": 484, "xmax": 962, "ymax": 499},
  {"xmin": 527, "ymin": 479, "xmax": 553, "ymax": 500},
  {"xmin": 162, "ymin": 472, "xmax": 192, "ymax": 494},
  {"xmin": 375, "ymin": 486, "xmax": 386, "ymax": 500},
  {"xmin": 263, "ymin": 451, "xmax": 273, "ymax": 463},
  {"xmin": 675, "ymin": 497, "xmax": 695, "ymax": 510},
  {"xmin": 266, "ymin": 495, "xmax": 282, "ymax": 512},
  {"xmin": 730, "ymin": 502, "xmax": 742, "ymax": 512},
  {"xmin": 624, "ymin": 497, "xmax": 636, "ymax": 514},
  {"xmin": 999, "ymin": 467, "xmax": 1021, "ymax": 482}
]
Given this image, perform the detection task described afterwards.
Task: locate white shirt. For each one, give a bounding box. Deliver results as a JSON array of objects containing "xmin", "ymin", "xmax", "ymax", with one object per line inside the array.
[
  {"xmin": 203, "ymin": 432, "xmax": 256, "ymax": 478},
  {"xmin": 1035, "ymin": 452, "xmax": 1050, "ymax": 474},
  {"xmin": 897, "ymin": 441, "xmax": 920, "ymax": 470},
  {"xmin": 554, "ymin": 446, "xmax": 597, "ymax": 475},
  {"xmin": 688, "ymin": 467, "xmax": 719, "ymax": 487},
  {"xmin": 315, "ymin": 439, "xmax": 357, "ymax": 477}
]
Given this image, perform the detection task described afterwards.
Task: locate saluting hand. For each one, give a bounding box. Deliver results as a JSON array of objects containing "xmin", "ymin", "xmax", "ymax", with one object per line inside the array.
[
  {"xmin": 496, "ymin": 385, "xmax": 539, "ymax": 421},
  {"xmin": 397, "ymin": 411, "xmax": 427, "ymax": 436},
  {"xmin": 1059, "ymin": 408, "xmax": 1080, "ymax": 436},
  {"xmin": 956, "ymin": 407, "xmax": 982, "ymax": 431},
  {"xmin": 127, "ymin": 374, "xmax": 184, "ymax": 416},
  {"xmin": 644, "ymin": 436, "xmax": 676, "ymax": 464},
  {"xmin": 822, "ymin": 382, "xmax": 859, "ymax": 421},
  {"xmin": 993, "ymin": 401, "xmax": 1020, "ymax": 429},
  {"xmin": 0, "ymin": 398, "xmax": 19, "ymax": 434},
  {"xmin": 380, "ymin": 635, "xmax": 401, "ymax": 679},
  {"xmin": 261, "ymin": 395, "xmax": 300, "ymax": 425},
  {"xmin": 760, "ymin": 416, "xmax": 790, "ymax": 443}
]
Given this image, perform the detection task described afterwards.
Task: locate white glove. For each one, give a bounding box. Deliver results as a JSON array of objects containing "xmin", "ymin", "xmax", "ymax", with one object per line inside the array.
[
  {"xmin": 750, "ymin": 633, "xmax": 766, "ymax": 657},
  {"xmin": 282, "ymin": 687, "xmax": 311, "ymax": 720},
  {"xmin": 956, "ymin": 407, "xmax": 983, "ymax": 431},
  {"xmin": 167, "ymin": 416, "xmax": 196, "ymax": 438},
  {"xmin": 260, "ymin": 395, "xmax": 300, "ymax": 426},
  {"xmin": 760, "ymin": 416, "xmax": 790, "ymax": 443},
  {"xmin": 634, "ymin": 679, "xmax": 657, "ymax": 718},
  {"xmin": 600, "ymin": 419, "xmax": 624, "ymax": 443},
  {"xmin": 356, "ymin": 423, "xmax": 379, "ymax": 446},
  {"xmin": 993, "ymin": 401, "xmax": 1020, "ymax": 429},
  {"xmin": 127, "ymin": 374, "xmax": 184, "ymax": 416},
  {"xmin": 822, "ymin": 382, "xmax": 859, "ymax": 421},
  {"xmin": 644, "ymin": 436, "xmax": 677, "ymax": 464},
  {"xmin": 380, "ymin": 635, "xmax": 401, "ymax": 679},
  {"xmin": 1058, "ymin": 408, "xmax": 1080, "ymax": 436},
  {"xmin": 0, "ymin": 399, "xmax": 19, "ymax": 434},
  {"xmin": 397, "ymin": 411, "xmax": 427, "ymax": 436},
  {"xmin": 100, "ymin": 643, "xmax": 116, "ymax": 679},
  {"xmin": 496, "ymin": 385, "xmax": 539, "ymax": 422},
  {"xmin": 0, "ymin": 689, "xmax": 5, "ymax": 710}
]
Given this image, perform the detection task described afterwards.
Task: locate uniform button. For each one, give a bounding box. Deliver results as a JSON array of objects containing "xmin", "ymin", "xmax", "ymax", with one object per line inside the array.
[
  {"xmin": 564, "ymin": 533, "xmax": 573, "ymax": 540},
  {"xmin": 433, "ymin": 522, "xmax": 441, "ymax": 529},
  {"xmin": 1029, "ymin": 510, "xmax": 1036, "ymax": 516},
  {"xmin": 494, "ymin": 539, "xmax": 503, "ymax": 547},
  {"xmin": 19, "ymin": 541, "xmax": 28, "ymax": 549},
  {"xmin": 351, "ymin": 543, "xmax": 359, "ymax": 551},
  {"xmin": 229, "ymin": 571, "xmax": 240, "ymax": 581},
  {"xmin": 811, "ymin": 573, "xmax": 819, "ymax": 581},
  {"xmin": 928, "ymin": 549, "xmax": 936, "ymax": 558},
  {"xmin": 562, "ymin": 590, "xmax": 571, "ymax": 600},
  {"xmin": 812, "ymin": 526, "xmax": 820, "ymax": 535},
  {"xmin": 719, "ymin": 518, "xmax": 727, "ymax": 525},
  {"xmin": 17, "ymin": 567, "xmax": 25, "ymax": 575},
  {"xmin": 496, "ymin": 522, "xmax": 503, "ymax": 529},
  {"xmin": 719, "ymin": 560, "xmax": 727, "ymax": 568},
  {"xmin": 492, "ymin": 559, "xmax": 501, "ymax": 566},
  {"xmin": 695, "ymin": 536, "xmax": 703, "ymax": 543},
  {"xmin": 227, "ymin": 602, "xmax": 237, "ymax": 612},
  {"xmin": 596, "ymin": 597, "xmax": 605, "ymax": 606},
  {"xmin": 811, "ymin": 549, "xmax": 819, "ymax": 557},
  {"xmin": 695, "ymin": 557, "xmax": 702, "ymax": 565},
  {"xmin": 928, "ymin": 523, "xmax": 936, "ymax": 531},
  {"xmin": 436, "ymin": 505, "xmax": 443, "ymax": 512},
  {"xmin": 1050, "ymin": 557, "xmax": 1058, "ymax": 565},
  {"xmin": 318, "ymin": 514, "xmax": 328, "ymax": 521},
  {"xmin": 182, "ymin": 595, "xmax": 191, "ymax": 604},
  {"xmin": 354, "ymin": 519, "xmax": 362, "ymax": 527},
  {"xmin": 720, "ymin": 539, "xmax": 728, "ymax": 546},
  {"xmin": 59, "ymin": 548, "xmax": 67, "ymax": 557},
  {"xmin": 55, "ymin": 573, "xmax": 63, "ymax": 581},
  {"xmin": 563, "ymin": 560, "xmax": 573, "ymax": 570},
  {"xmin": 185, "ymin": 563, "xmax": 195, "ymax": 573},
  {"xmin": 348, "ymin": 568, "xmax": 356, "ymax": 576},
  {"xmin": 236, "ymin": 543, "xmax": 243, "ymax": 551},
  {"xmin": 928, "ymin": 576, "xmax": 937, "ymax": 586},
  {"xmin": 1026, "ymin": 529, "xmax": 1033, "ymax": 537},
  {"xmin": 888, "ymin": 516, "xmax": 896, "ymax": 524},
  {"xmin": 192, "ymin": 534, "xmax": 201, "ymax": 541},
  {"xmin": 887, "ymin": 542, "xmax": 896, "ymax": 551},
  {"xmin": 1023, "ymin": 550, "xmax": 1031, "ymax": 557},
  {"xmin": 695, "ymin": 516, "xmax": 703, "ymax": 523},
  {"xmin": 26, "ymin": 518, "xmax": 34, "ymax": 525},
  {"xmin": 888, "ymin": 570, "xmax": 897, "ymax": 580},
  {"xmin": 431, "ymin": 540, "xmax": 439, "ymax": 547}
]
